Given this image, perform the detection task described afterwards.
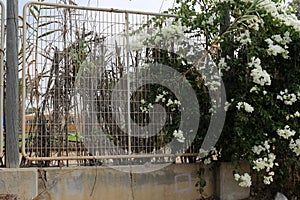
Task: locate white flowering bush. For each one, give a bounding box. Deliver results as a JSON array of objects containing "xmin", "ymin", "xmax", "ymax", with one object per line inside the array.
[
  {"xmin": 166, "ymin": 0, "xmax": 300, "ymax": 197},
  {"xmin": 129, "ymin": 17, "xmax": 213, "ymax": 162}
]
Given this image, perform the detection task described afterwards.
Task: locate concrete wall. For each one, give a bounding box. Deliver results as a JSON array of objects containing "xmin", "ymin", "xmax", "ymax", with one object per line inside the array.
[
  {"xmin": 36, "ymin": 164, "xmax": 202, "ymax": 200},
  {"xmin": 0, "ymin": 163, "xmax": 250, "ymax": 200},
  {"xmin": 0, "ymin": 168, "xmax": 38, "ymax": 200}
]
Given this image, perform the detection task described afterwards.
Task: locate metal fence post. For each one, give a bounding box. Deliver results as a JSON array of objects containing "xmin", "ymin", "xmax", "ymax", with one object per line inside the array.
[{"xmin": 6, "ymin": 0, "xmax": 19, "ymax": 168}]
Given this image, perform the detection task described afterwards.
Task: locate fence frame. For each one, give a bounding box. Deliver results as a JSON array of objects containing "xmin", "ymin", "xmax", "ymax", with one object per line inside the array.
[
  {"xmin": 21, "ymin": 1, "xmax": 198, "ymax": 163},
  {"xmin": 0, "ymin": 1, "xmax": 5, "ymax": 158}
]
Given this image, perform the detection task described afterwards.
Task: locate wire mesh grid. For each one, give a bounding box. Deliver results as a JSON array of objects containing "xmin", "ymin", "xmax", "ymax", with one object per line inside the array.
[{"xmin": 21, "ymin": 2, "xmax": 201, "ymax": 167}]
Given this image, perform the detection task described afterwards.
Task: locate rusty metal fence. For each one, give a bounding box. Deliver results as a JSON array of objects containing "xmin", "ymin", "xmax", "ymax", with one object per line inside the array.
[{"xmin": 21, "ymin": 1, "xmax": 201, "ymax": 167}]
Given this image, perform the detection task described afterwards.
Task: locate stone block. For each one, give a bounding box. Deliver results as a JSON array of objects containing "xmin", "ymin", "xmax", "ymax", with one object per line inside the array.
[
  {"xmin": 216, "ymin": 162, "xmax": 250, "ymax": 200},
  {"xmin": 0, "ymin": 168, "xmax": 38, "ymax": 200}
]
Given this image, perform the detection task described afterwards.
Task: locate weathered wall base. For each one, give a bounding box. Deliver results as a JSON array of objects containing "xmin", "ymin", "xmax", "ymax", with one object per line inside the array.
[
  {"xmin": 36, "ymin": 164, "xmax": 201, "ymax": 200},
  {"xmin": 0, "ymin": 163, "xmax": 250, "ymax": 200}
]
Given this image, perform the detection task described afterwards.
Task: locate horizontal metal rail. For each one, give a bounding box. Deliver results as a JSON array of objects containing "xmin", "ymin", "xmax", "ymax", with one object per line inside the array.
[
  {"xmin": 24, "ymin": 1, "xmax": 176, "ymax": 17},
  {"xmin": 23, "ymin": 153, "xmax": 199, "ymax": 161}
]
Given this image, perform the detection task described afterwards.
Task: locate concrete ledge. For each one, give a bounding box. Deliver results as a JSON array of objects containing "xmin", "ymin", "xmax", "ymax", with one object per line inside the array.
[{"xmin": 0, "ymin": 168, "xmax": 38, "ymax": 200}]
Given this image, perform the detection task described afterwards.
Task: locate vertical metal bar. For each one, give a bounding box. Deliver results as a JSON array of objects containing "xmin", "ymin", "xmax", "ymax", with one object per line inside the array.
[
  {"xmin": 0, "ymin": 1, "xmax": 5, "ymax": 157},
  {"xmin": 125, "ymin": 12, "xmax": 131, "ymax": 155},
  {"xmin": 21, "ymin": 3, "xmax": 27, "ymax": 158}
]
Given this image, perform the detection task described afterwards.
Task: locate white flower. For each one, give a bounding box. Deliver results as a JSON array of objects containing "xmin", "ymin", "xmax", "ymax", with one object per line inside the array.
[
  {"xmin": 276, "ymin": 90, "xmax": 297, "ymax": 105},
  {"xmin": 250, "ymin": 86, "xmax": 259, "ymax": 93},
  {"xmin": 277, "ymin": 125, "xmax": 296, "ymax": 139},
  {"xmin": 173, "ymin": 130, "xmax": 185, "ymax": 143},
  {"xmin": 140, "ymin": 99, "xmax": 146, "ymax": 104},
  {"xmin": 247, "ymin": 15, "xmax": 263, "ymax": 31},
  {"xmin": 252, "ymin": 140, "xmax": 270, "ymax": 155},
  {"xmin": 174, "ymin": 100, "xmax": 181, "ymax": 106},
  {"xmin": 244, "ymin": 102, "xmax": 254, "ymax": 113},
  {"xmin": 263, "ymin": 91, "xmax": 267, "ymax": 95},
  {"xmin": 155, "ymin": 94, "xmax": 164, "ymax": 102},
  {"xmin": 284, "ymin": 93, "xmax": 297, "ymax": 105},
  {"xmin": 259, "ymin": 0, "xmax": 278, "ymax": 17},
  {"xmin": 166, "ymin": 99, "xmax": 173, "ymax": 107},
  {"xmin": 204, "ymin": 158, "xmax": 211, "ymax": 165},
  {"xmin": 236, "ymin": 102, "xmax": 254, "ymax": 113},
  {"xmin": 248, "ymin": 57, "xmax": 271, "ymax": 86},
  {"xmin": 265, "ymin": 39, "xmax": 289, "ymax": 59},
  {"xmin": 218, "ymin": 57, "xmax": 230, "ymax": 71},
  {"xmin": 207, "ymin": 13, "xmax": 216, "ymax": 26},
  {"xmin": 140, "ymin": 106, "xmax": 149, "ymax": 113},
  {"xmin": 263, "ymin": 172, "xmax": 274, "ymax": 185},
  {"xmin": 236, "ymin": 30, "xmax": 251, "ymax": 45},
  {"xmin": 250, "ymin": 68, "xmax": 271, "ymax": 86},
  {"xmin": 199, "ymin": 148, "xmax": 209, "ymax": 157},
  {"xmin": 264, "ymin": 140, "xmax": 270, "ymax": 151},
  {"xmin": 253, "ymin": 158, "xmax": 266, "ymax": 171},
  {"xmin": 277, "ymin": 94, "xmax": 283, "ymax": 101},
  {"xmin": 234, "ymin": 173, "xmax": 252, "ymax": 187},
  {"xmin": 289, "ymin": 139, "xmax": 300, "ymax": 156},
  {"xmin": 252, "ymin": 145, "xmax": 265, "ymax": 155},
  {"xmin": 271, "ymin": 34, "xmax": 283, "ymax": 44},
  {"xmin": 224, "ymin": 101, "xmax": 231, "ymax": 111},
  {"xmin": 253, "ymin": 153, "xmax": 276, "ymax": 172}
]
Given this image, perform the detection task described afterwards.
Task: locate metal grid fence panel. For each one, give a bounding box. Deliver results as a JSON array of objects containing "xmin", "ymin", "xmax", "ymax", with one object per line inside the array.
[{"xmin": 21, "ymin": 2, "xmax": 200, "ymax": 167}]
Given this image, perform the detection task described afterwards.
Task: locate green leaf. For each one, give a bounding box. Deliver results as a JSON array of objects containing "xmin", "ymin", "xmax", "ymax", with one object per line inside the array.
[
  {"xmin": 38, "ymin": 21, "xmax": 59, "ymax": 28},
  {"xmin": 38, "ymin": 29, "xmax": 61, "ymax": 39},
  {"xmin": 200, "ymin": 179, "xmax": 206, "ymax": 187},
  {"xmin": 29, "ymin": 6, "xmax": 39, "ymax": 21}
]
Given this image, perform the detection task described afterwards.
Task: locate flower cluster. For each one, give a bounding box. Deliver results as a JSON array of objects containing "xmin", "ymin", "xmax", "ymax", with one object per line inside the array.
[
  {"xmin": 155, "ymin": 91, "xmax": 168, "ymax": 103},
  {"xmin": 277, "ymin": 125, "xmax": 296, "ymax": 139},
  {"xmin": 258, "ymin": 0, "xmax": 300, "ymax": 34},
  {"xmin": 139, "ymin": 100, "xmax": 154, "ymax": 113},
  {"xmin": 253, "ymin": 153, "xmax": 277, "ymax": 173},
  {"xmin": 252, "ymin": 139, "xmax": 277, "ymax": 185},
  {"xmin": 246, "ymin": 15, "xmax": 264, "ymax": 31},
  {"xmin": 272, "ymin": 32, "xmax": 292, "ymax": 46},
  {"xmin": 234, "ymin": 173, "xmax": 252, "ymax": 187},
  {"xmin": 199, "ymin": 147, "xmax": 220, "ymax": 165},
  {"xmin": 236, "ymin": 30, "xmax": 251, "ymax": 46},
  {"xmin": 252, "ymin": 140, "xmax": 271, "ymax": 155},
  {"xmin": 154, "ymin": 91, "xmax": 181, "ymax": 111},
  {"xmin": 289, "ymin": 138, "xmax": 300, "ymax": 156},
  {"xmin": 173, "ymin": 130, "xmax": 185, "ymax": 143},
  {"xmin": 277, "ymin": 89, "xmax": 298, "ymax": 105},
  {"xmin": 286, "ymin": 111, "xmax": 300, "ymax": 121},
  {"xmin": 263, "ymin": 171, "xmax": 275, "ymax": 185},
  {"xmin": 218, "ymin": 57, "xmax": 230, "ymax": 71},
  {"xmin": 236, "ymin": 102, "xmax": 254, "ymax": 113},
  {"xmin": 248, "ymin": 57, "xmax": 271, "ymax": 86},
  {"xmin": 130, "ymin": 20, "xmax": 187, "ymax": 51},
  {"xmin": 265, "ymin": 36, "xmax": 289, "ymax": 59}
]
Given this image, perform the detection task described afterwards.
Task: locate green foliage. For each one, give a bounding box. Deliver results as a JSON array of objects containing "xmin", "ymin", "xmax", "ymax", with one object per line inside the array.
[{"xmin": 165, "ymin": 0, "xmax": 300, "ymax": 196}]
